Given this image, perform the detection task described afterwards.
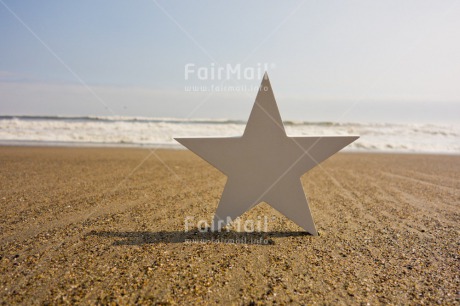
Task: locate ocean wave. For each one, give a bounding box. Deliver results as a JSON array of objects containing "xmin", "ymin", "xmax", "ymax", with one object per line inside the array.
[
  {"xmin": 0, "ymin": 115, "xmax": 247, "ymax": 125},
  {"xmin": 0, "ymin": 115, "xmax": 459, "ymax": 154}
]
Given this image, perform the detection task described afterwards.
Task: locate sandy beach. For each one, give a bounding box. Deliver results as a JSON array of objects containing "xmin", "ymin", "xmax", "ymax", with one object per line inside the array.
[{"xmin": 0, "ymin": 146, "xmax": 458, "ymax": 304}]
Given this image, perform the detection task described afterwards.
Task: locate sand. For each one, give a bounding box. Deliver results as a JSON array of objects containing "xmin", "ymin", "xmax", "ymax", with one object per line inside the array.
[{"xmin": 0, "ymin": 146, "xmax": 459, "ymax": 304}]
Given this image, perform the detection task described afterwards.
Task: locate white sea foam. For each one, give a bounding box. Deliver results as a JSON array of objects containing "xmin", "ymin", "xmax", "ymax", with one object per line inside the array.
[{"xmin": 0, "ymin": 116, "xmax": 458, "ymax": 154}]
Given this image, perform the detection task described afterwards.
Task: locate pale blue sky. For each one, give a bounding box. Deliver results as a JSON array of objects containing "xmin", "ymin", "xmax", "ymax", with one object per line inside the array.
[{"xmin": 1, "ymin": 0, "xmax": 459, "ymax": 123}]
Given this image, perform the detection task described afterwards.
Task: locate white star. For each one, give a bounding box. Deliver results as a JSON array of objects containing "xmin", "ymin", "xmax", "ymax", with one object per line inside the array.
[{"xmin": 175, "ymin": 73, "xmax": 358, "ymax": 235}]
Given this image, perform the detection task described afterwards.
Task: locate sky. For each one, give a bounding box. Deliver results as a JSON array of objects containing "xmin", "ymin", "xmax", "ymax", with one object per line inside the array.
[{"xmin": 1, "ymin": 0, "xmax": 459, "ymax": 123}]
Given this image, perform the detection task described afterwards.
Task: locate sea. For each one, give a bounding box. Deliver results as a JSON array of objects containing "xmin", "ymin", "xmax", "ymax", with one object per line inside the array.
[{"xmin": 0, "ymin": 115, "xmax": 459, "ymax": 154}]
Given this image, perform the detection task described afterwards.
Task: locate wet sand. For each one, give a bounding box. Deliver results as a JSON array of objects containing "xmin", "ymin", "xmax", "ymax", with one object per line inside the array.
[{"xmin": 0, "ymin": 147, "xmax": 459, "ymax": 304}]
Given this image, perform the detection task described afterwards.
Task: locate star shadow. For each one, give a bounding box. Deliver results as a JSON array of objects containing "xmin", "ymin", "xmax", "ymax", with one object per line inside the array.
[{"xmin": 87, "ymin": 229, "xmax": 313, "ymax": 246}]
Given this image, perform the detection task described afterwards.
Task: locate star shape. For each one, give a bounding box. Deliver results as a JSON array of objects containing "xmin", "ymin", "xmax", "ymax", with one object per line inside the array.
[{"xmin": 176, "ymin": 73, "xmax": 358, "ymax": 235}]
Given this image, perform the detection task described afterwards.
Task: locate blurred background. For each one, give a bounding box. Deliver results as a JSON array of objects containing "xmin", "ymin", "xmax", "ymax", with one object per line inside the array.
[{"xmin": 1, "ymin": 0, "xmax": 459, "ymax": 152}]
